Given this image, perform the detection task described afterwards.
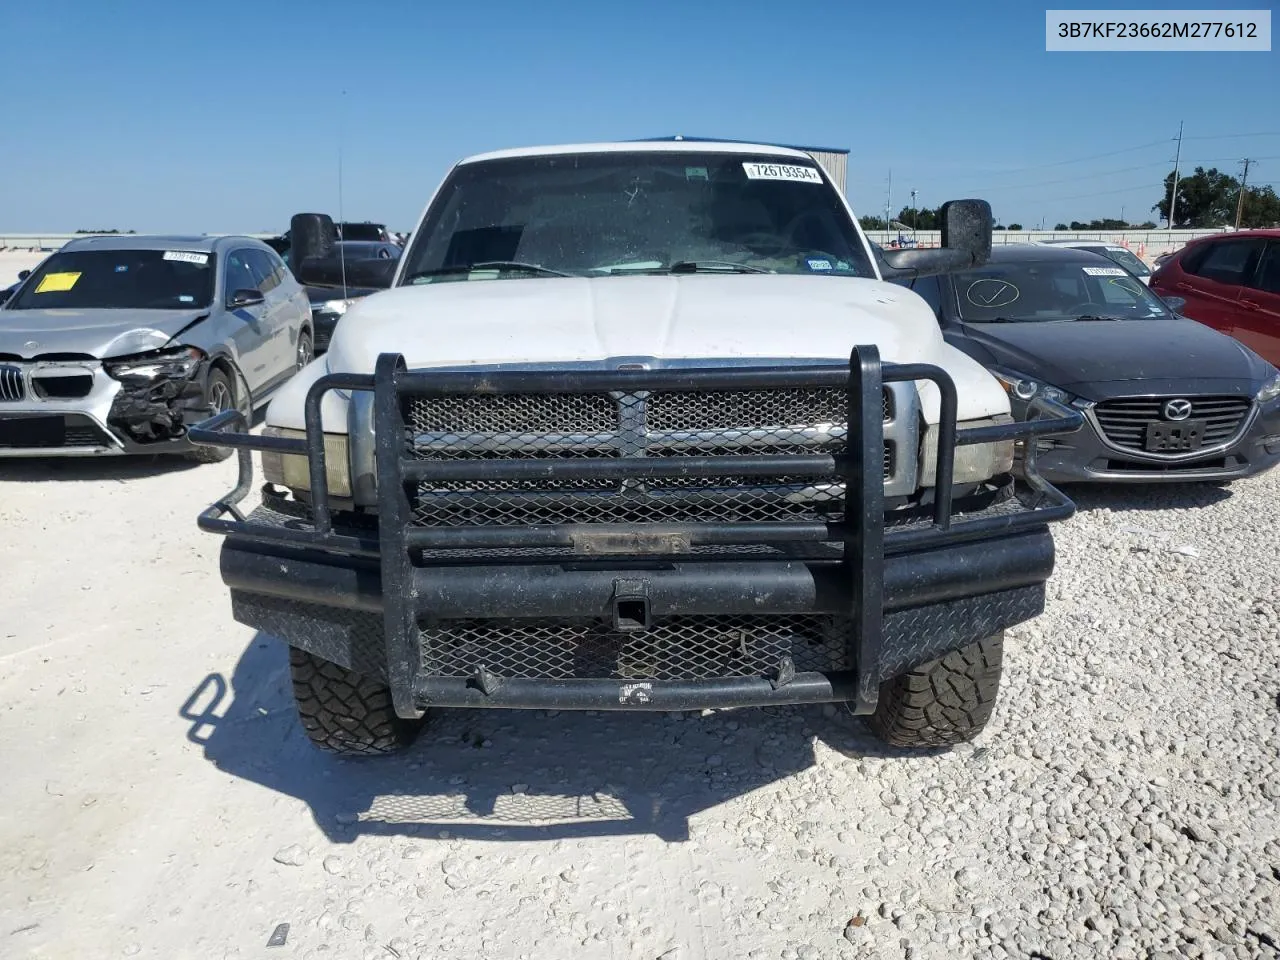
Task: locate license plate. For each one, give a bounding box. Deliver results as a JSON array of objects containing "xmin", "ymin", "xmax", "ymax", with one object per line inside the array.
[{"xmin": 1145, "ymin": 419, "xmax": 1205, "ymax": 452}]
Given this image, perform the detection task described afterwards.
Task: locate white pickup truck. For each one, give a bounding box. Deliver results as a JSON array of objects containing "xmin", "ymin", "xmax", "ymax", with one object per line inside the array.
[{"xmin": 193, "ymin": 140, "xmax": 1081, "ymax": 757}]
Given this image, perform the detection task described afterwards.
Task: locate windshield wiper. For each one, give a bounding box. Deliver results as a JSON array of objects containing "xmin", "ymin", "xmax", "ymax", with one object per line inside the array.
[
  {"xmin": 1071, "ymin": 314, "xmax": 1132, "ymax": 322},
  {"xmin": 405, "ymin": 261, "xmax": 574, "ymax": 282},
  {"xmin": 668, "ymin": 260, "xmax": 770, "ymax": 274}
]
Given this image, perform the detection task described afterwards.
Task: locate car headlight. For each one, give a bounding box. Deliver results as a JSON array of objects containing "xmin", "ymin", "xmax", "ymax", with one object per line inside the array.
[
  {"xmin": 261, "ymin": 426, "xmax": 352, "ymax": 499},
  {"xmin": 320, "ymin": 298, "xmax": 356, "ymax": 316},
  {"xmin": 992, "ymin": 370, "xmax": 1072, "ymax": 406},
  {"xmin": 104, "ymin": 345, "xmax": 203, "ymax": 381},
  {"xmin": 1258, "ymin": 373, "xmax": 1280, "ymax": 403}
]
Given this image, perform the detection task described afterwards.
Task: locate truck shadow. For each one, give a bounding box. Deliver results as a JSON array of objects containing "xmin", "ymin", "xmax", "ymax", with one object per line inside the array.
[{"xmin": 180, "ymin": 633, "xmax": 908, "ymax": 844}]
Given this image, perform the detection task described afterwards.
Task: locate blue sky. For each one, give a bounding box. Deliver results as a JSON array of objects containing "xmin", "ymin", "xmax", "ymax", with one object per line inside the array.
[{"xmin": 1, "ymin": 0, "xmax": 1276, "ymax": 232}]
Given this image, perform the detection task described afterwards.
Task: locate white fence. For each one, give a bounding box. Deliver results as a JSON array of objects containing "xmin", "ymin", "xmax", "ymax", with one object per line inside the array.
[
  {"xmin": 0, "ymin": 232, "xmax": 277, "ymax": 252},
  {"xmin": 1, "ymin": 227, "xmax": 1231, "ymax": 265},
  {"xmin": 865, "ymin": 228, "xmax": 1230, "ymax": 261}
]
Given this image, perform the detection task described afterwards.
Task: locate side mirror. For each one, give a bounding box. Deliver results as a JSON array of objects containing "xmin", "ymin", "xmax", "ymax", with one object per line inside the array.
[
  {"xmin": 18, "ymin": 270, "xmax": 30, "ymax": 280},
  {"xmin": 295, "ymin": 254, "xmax": 397, "ymax": 290},
  {"xmin": 228, "ymin": 288, "xmax": 265, "ymax": 309},
  {"xmin": 289, "ymin": 213, "xmax": 336, "ymax": 270},
  {"xmin": 877, "ymin": 199, "xmax": 993, "ymax": 281},
  {"xmin": 1161, "ymin": 295, "xmax": 1186, "ymax": 314}
]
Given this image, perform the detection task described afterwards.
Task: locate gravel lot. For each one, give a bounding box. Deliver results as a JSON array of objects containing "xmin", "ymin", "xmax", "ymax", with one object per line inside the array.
[{"xmin": 1, "ymin": 456, "xmax": 1277, "ymax": 960}]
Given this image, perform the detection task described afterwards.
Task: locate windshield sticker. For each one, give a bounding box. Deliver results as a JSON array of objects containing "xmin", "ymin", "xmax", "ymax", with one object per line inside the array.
[
  {"xmin": 178, "ymin": 295, "xmax": 195, "ymax": 303},
  {"xmin": 1082, "ymin": 266, "xmax": 1126, "ymax": 276},
  {"xmin": 34, "ymin": 271, "xmax": 82, "ymax": 294},
  {"xmin": 965, "ymin": 278, "xmax": 1020, "ymax": 308},
  {"xmin": 742, "ymin": 162, "xmax": 823, "ymax": 183},
  {"xmin": 1108, "ymin": 277, "xmax": 1144, "ymax": 295},
  {"xmin": 163, "ymin": 250, "xmax": 209, "ymax": 266},
  {"xmin": 685, "ymin": 166, "xmax": 709, "ymax": 181},
  {"xmin": 806, "ymin": 258, "xmax": 833, "ymax": 271}
]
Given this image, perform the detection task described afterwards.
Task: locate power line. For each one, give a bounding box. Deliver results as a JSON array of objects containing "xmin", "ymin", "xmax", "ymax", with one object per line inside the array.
[
  {"xmin": 1183, "ymin": 131, "xmax": 1280, "ymax": 140},
  {"xmin": 961, "ymin": 160, "xmax": 1169, "ymax": 193},
  {"xmin": 977, "ymin": 139, "xmax": 1169, "ymax": 177},
  {"xmin": 1032, "ymin": 181, "xmax": 1159, "ymax": 203}
]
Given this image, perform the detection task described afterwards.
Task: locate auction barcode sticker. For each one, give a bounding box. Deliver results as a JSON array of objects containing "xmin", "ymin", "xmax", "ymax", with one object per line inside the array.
[
  {"xmin": 163, "ymin": 250, "xmax": 209, "ymax": 265},
  {"xmin": 742, "ymin": 162, "xmax": 823, "ymax": 183},
  {"xmin": 1046, "ymin": 10, "xmax": 1271, "ymax": 51},
  {"xmin": 1082, "ymin": 266, "xmax": 1128, "ymax": 276}
]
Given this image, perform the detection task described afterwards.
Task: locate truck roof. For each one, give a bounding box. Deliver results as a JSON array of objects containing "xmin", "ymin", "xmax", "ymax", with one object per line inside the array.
[{"xmin": 459, "ymin": 140, "xmax": 816, "ymax": 165}]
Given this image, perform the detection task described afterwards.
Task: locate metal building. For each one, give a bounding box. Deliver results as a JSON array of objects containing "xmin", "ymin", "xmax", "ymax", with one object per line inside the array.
[{"xmin": 643, "ymin": 136, "xmax": 849, "ymax": 195}]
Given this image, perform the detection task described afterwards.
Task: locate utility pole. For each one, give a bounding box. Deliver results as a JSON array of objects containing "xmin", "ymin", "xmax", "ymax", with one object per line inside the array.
[
  {"xmin": 1167, "ymin": 120, "xmax": 1183, "ymax": 228},
  {"xmin": 885, "ymin": 170, "xmax": 893, "ymax": 229},
  {"xmin": 910, "ymin": 189, "xmax": 918, "ymax": 231},
  {"xmin": 1234, "ymin": 158, "xmax": 1253, "ymax": 229}
]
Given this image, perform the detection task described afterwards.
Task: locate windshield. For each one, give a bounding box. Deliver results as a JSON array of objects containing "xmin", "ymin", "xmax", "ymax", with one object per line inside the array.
[
  {"xmin": 400, "ymin": 151, "xmax": 874, "ymax": 282},
  {"xmin": 8, "ymin": 248, "xmax": 215, "ymax": 310},
  {"xmin": 338, "ymin": 223, "xmax": 386, "ymax": 242},
  {"xmin": 954, "ymin": 259, "xmax": 1170, "ymax": 323},
  {"xmin": 1102, "ymin": 247, "xmax": 1151, "ymax": 276}
]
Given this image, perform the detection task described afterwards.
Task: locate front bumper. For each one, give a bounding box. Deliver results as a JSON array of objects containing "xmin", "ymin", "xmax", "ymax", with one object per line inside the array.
[
  {"xmin": 1025, "ymin": 398, "xmax": 1280, "ymax": 484},
  {"xmin": 191, "ymin": 348, "xmax": 1083, "ymax": 718},
  {"xmin": 0, "ymin": 359, "xmax": 211, "ymax": 457},
  {"xmin": 310, "ymin": 307, "xmax": 342, "ymax": 353}
]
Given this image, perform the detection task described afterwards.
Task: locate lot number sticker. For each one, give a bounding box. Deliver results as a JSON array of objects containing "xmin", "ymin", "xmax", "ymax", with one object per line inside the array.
[
  {"xmin": 35, "ymin": 271, "xmax": 82, "ymax": 293},
  {"xmin": 1082, "ymin": 266, "xmax": 1126, "ymax": 276},
  {"xmin": 163, "ymin": 250, "xmax": 209, "ymax": 266},
  {"xmin": 742, "ymin": 162, "xmax": 823, "ymax": 183}
]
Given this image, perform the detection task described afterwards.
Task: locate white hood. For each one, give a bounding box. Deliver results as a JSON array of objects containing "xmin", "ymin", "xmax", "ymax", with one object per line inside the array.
[{"xmin": 272, "ymin": 275, "xmax": 1009, "ymax": 429}]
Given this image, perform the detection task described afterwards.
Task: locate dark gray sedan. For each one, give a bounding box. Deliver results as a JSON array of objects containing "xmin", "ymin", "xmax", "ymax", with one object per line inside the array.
[
  {"xmin": 0, "ymin": 234, "xmax": 312, "ymax": 461},
  {"xmin": 893, "ymin": 244, "xmax": 1280, "ymax": 483}
]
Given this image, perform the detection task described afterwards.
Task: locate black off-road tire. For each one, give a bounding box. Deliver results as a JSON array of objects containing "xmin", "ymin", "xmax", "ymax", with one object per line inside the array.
[
  {"xmin": 288, "ymin": 647, "xmax": 425, "ymax": 756},
  {"xmin": 866, "ymin": 632, "xmax": 1004, "ymax": 748},
  {"xmin": 186, "ymin": 368, "xmax": 236, "ymax": 463}
]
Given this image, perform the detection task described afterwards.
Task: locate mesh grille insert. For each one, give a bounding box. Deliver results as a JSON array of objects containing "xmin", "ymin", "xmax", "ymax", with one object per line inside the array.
[
  {"xmin": 420, "ymin": 615, "xmax": 853, "ymax": 681},
  {"xmin": 406, "ymin": 386, "xmax": 897, "ymax": 527}
]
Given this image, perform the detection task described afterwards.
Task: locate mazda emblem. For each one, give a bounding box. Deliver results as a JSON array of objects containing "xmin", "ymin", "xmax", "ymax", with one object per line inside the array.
[{"xmin": 1163, "ymin": 398, "xmax": 1193, "ymax": 421}]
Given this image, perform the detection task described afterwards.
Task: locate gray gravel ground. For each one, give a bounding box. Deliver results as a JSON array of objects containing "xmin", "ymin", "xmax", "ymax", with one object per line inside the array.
[{"xmin": 0, "ymin": 459, "xmax": 1277, "ymax": 959}]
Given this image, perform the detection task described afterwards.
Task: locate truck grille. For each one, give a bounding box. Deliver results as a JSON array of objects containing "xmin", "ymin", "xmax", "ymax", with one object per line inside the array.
[
  {"xmin": 406, "ymin": 387, "xmax": 898, "ymax": 527},
  {"xmin": 1094, "ymin": 396, "xmax": 1252, "ymax": 452},
  {"xmin": 0, "ymin": 364, "xmax": 25, "ymax": 402},
  {"xmin": 420, "ymin": 614, "xmax": 853, "ymax": 681}
]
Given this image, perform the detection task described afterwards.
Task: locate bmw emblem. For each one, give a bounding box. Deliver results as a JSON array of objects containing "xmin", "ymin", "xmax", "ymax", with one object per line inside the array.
[{"xmin": 1163, "ymin": 398, "xmax": 1192, "ymax": 421}]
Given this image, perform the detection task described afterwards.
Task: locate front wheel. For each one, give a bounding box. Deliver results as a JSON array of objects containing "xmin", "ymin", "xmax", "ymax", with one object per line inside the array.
[
  {"xmin": 296, "ymin": 328, "xmax": 313, "ymax": 370},
  {"xmin": 185, "ymin": 368, "xmax": 236, "ymax": 463},
  {"xmin": 866, "ymin": 633, "xmax": 1004, "ymax": 748},
  {"xmin": 288, "ymin": 647, "xmax": 426, "ymax": 756}
]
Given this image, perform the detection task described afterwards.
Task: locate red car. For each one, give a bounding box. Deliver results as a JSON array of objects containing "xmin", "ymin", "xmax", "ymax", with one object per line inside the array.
[{"xmin": 1151, "ymin": 229, "xmax": 1280, "ymax": 365}]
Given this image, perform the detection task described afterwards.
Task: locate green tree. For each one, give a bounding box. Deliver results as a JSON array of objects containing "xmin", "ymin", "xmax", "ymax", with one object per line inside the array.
[
  {"xmin": 1007, "ymin": 223, "xmax": 1023, "ymax": 231},
  {"xmin": 1054, "ymin": 223, "xmax": 1069, "ymax": 231},
  {"xmin": 859, "ymin": 215, "xmax": 888, "ymax": 231},
  {"xmin": 1152, "ymin": 166, "xmax": 1237, "ymax": 227},
  {"xmin": 1237, "ymin": 184, "xmax": 1280, "ymax": 228},
  {"xmin": 894, "ymin": 205, "xmax": 943, "ymax": 230}
]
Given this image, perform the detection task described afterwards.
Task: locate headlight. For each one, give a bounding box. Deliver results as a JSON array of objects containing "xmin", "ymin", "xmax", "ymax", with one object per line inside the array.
[
  {"xmin": 104, "ymin": 345, "xmax": 203, "ymax": 381},
  {"xmin": 992, "ymin": 370, "xmax": 1072, "ymax": 406},
  {"xmin": 1258, "ymin": 373, "xmax": 1280, "ymax": 403},
  {"xmin": 919, "ymin": 417, "xmax": 1016, "ymax": 486},
  {"xmin": 261, "ymin": 426, "xmax": 352, "ymax": 498},
  {"xmin": 320, "ymin": 298, "xmax": 356, "ymax": 316}
]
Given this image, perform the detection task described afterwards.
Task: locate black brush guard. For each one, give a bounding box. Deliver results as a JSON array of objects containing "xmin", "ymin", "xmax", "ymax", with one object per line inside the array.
[{"xmin": 191, "ymin": 347, "xmax": 1082, "ymax": 718}]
